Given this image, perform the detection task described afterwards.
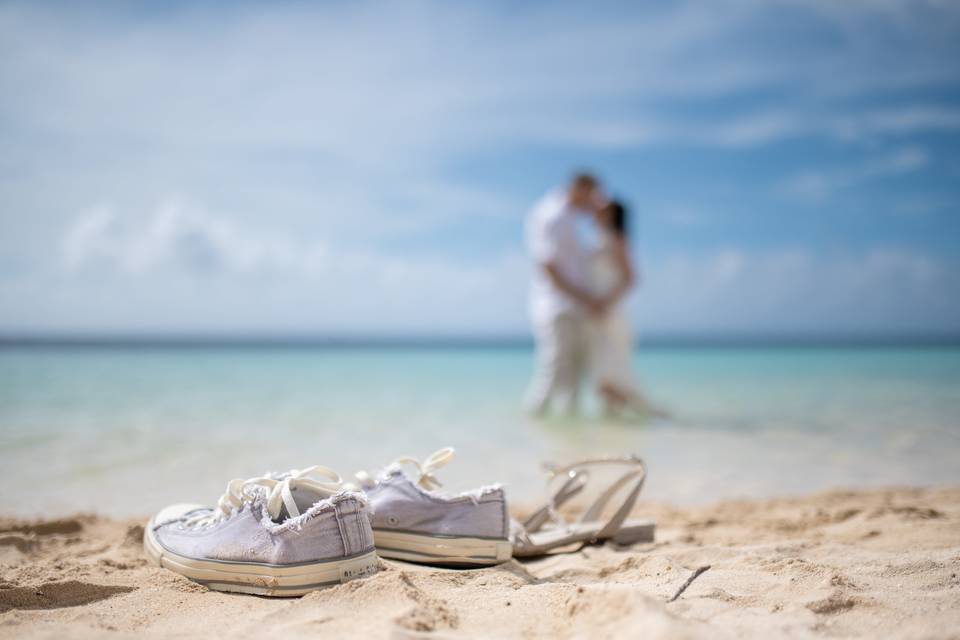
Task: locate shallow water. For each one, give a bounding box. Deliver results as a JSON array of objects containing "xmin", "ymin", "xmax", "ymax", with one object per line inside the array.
[{"xmin": 1, "ymin": 345, "xmax": 958, "ymax": 516}]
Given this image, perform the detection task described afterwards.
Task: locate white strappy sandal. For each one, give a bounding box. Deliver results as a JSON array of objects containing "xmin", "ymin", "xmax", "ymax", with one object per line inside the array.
[{"xmin": 512, "ymin": 455, "xmax": 655, "ymax": 557}]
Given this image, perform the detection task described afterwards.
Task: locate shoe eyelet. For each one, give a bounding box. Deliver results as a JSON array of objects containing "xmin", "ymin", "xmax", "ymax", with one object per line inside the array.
[{"xmin": 387, "ymin": 516, "xmax": 400, "ymax": 526}]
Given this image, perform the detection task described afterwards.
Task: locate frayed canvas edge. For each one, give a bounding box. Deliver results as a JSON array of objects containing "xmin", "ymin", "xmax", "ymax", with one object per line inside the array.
[
  {"xmin": 422, "ymin": 481, "xmax": 506, "ymax": 506},
  {"xmin": 458, "ymin": 482, "xmax": 506, "ymax": 502},
  {"xmin": 256, "ymin": 489, "xmax": 372, "ymax": 534},
  {"xmin": 380, "ymin": 469, "xmax": 505, "ymax": 505}
]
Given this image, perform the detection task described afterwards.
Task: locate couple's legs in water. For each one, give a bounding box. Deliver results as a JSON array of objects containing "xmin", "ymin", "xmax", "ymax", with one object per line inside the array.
[
  {"xmin": 526, "ymin": 313, "xmax": 589, "ymax": 416},
  {"xmin": 526, "ymin": 312, "xmax": 667, "ymax": 419},
  {"xmin": 598, "ymin": 381, "xmax": 667, "ymax": 419}
]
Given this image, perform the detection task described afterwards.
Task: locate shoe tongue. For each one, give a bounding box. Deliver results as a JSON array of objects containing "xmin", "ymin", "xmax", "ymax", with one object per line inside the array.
[{"xmin": 272, "ymin": 485, "xmax": 327, "ymax": 523}]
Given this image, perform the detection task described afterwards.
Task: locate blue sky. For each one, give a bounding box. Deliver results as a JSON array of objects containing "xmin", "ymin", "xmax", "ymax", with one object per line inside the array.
[{"xmin": 1, "ymin": 0, "xmax": 959, "ymax": 337}]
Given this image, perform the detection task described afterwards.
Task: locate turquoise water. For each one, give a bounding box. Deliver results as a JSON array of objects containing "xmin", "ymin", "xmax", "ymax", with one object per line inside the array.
[{"xmin": 1, "ymin": 345, "xmax": 959, "ymax": 516}]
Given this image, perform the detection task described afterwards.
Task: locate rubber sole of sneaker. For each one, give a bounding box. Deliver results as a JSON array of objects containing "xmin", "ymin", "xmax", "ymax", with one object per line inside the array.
[
  {"xmin": 373, "ymin": 529, "xmax": 512, "ymax": 566},
  {"xmin": 143, "ymin": 521, "xmax": 379, "ymax": 596}
]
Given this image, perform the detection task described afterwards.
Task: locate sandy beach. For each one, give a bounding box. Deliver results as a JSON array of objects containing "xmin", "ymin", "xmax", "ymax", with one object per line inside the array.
[{"xmin": 2, "ymin": 486, "xmax": 958, "ymax": 639}]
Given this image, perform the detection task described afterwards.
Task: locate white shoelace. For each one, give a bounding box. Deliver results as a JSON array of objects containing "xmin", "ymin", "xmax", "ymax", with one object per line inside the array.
[
  {"xmin": 351, "ymin": 447, "xmax": 455, "ymax": 491},
  {"xmin": 183, "ymin": 465, "xmax": 342, "ymax": 528}
]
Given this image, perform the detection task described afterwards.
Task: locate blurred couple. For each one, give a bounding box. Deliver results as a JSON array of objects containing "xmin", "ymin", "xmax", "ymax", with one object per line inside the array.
[{"xmin": 525, "ymin": 173, "xmax": 663, "ymax": 418}]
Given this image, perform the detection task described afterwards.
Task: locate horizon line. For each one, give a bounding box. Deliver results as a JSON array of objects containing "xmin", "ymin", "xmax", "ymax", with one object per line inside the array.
[{"xmin": 1, "ymin": 331, "xmax": 959, "ymax": 349}]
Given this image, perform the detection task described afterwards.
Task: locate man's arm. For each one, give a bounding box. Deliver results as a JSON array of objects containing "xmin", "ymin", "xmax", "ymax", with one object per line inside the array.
[
  {"xmin": 529, "ymin": 209, "xmax": 603, "ymax": 314},
  {"xmin": 542, "ymin": 262, "xmax": 603, "ymax": 313}
]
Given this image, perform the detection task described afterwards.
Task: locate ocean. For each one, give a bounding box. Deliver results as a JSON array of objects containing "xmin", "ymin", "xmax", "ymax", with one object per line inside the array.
[{"xmin": 1, "ymin": 343, "xmax": 958, "ymax": 516}]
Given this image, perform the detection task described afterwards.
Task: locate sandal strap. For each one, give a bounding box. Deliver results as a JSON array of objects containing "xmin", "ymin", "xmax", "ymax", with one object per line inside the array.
[
  {"xmin": 546, "ymin": 455, "xmax": 647, "ymax": 541},
  {"xmin": 544, "ymin": 454, "xmax": 643, "ymax": 478},
  {"xmin": 522, "ymin": 469, "xmax": 589, "ymax": 532},
  {"xmin": 594, "ymin": 464, "xmax": 646, "ymax": 539},
  {"xmin": 581, "ymin": 463, "xmax": 644, "ymax": 523}
]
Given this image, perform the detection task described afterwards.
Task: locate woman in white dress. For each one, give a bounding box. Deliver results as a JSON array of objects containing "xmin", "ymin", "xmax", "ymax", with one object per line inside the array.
[{"xmin": 587, "ymin": 200, "xmax": 664, "ymax": 417}]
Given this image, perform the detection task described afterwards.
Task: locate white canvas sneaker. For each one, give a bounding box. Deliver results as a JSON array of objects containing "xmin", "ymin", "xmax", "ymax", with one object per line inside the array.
[
  {"xmin": 351, "ymin": 448, "xmax": 512, "ymax": 566},
  {"xmin": 144, "ymin": 465, "xmax": 379, "ymax": 596}
]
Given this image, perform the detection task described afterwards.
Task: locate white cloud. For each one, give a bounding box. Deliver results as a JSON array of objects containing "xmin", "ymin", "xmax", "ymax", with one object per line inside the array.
[
  {"xmin": 859, "ymin": 106, "xmax": 960, "ymax": 136},
  {"xmin": 49, "ymin": 199, "xmax": 530, "ymax": 334},
  {"xmin": 636, "ymin": 247, "xmax": 959, "ymax": 335},
  {"xmin": 64, "ymin": 201, "xmax": 313, "ymax": 275},
  {"xmin": 677, "ymin": 106, "xmax": 960, "ymax": 149},
  {"xmin": 780, "ymin": 147, "xmax": 929, "ymax": 201}
]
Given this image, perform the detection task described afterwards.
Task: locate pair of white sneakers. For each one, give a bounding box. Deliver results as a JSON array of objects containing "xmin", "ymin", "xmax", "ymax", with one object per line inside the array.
[{"xmin": 143, "ymin": 448, "xmax": 512, "ymax": 597}]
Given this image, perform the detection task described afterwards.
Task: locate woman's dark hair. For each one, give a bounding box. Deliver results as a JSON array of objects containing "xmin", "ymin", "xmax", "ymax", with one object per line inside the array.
[{"xmin": 606, "ymin": 200, "xmax": 628, "ymax": 237}]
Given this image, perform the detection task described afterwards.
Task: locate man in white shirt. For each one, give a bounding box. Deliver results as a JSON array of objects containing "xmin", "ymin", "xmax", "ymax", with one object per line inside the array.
[{"xmin": 525, "ymin": 173, "xmax": 605, "ymax": 415}]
